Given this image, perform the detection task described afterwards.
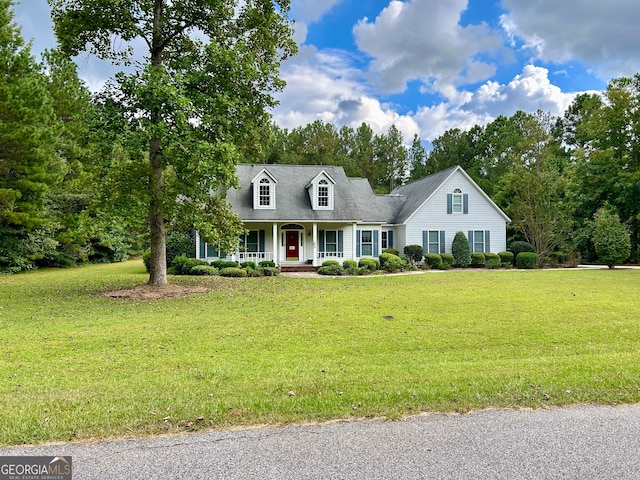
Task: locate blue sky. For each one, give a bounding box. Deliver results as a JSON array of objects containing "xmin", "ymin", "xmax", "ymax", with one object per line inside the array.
[{"xmin": 13, "ymin": 0, "xmax": 640, "ymax": 143}]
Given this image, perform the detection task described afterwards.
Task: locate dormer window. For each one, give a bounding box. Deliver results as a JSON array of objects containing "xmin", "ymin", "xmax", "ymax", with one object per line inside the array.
[
  {"xmin": 252, "ymin": 169, "xmax": 277, "ymax": 209},
  {"xmin": 307, "ymin": 171, "xmax": 335, "ymax": 211},
  {"xmin": 259, "ymin": 178, "xmax": 271, "ymax": 206},
  {"xmin": 318, "ymin": 180, "xmax": 329, "ymax": 207}
]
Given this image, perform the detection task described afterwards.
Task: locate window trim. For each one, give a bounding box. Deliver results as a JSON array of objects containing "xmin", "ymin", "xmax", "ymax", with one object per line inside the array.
[
  {"xmin": 258, "ymin": 178, "xmax": 271, "ymax": 207},
  {"xmin": 452, "ymin": 189, "xmax": 463, "ymax": 214},
  {"xmin": 252, "ymin": 170, "xmax": 277, "ymax": 210},
  {"xmin": 428, "ymin": 230, "xmax": 441, "ymax": 254}
]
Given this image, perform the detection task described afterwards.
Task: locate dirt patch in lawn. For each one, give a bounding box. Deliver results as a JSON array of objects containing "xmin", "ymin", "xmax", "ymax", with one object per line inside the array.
[{"xmin": 101, "ymin": 284, "xmax": 208, "ymax": 300}]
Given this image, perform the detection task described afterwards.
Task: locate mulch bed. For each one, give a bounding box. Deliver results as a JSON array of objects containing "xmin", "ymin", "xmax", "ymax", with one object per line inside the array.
[{"xmin": 101, "ymin": 284, "xmax": 208, "ymax": 300}]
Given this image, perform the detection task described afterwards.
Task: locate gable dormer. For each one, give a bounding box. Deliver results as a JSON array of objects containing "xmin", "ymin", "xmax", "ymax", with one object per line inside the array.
[
  {"xmin": 251, "ymin": 169, "xmax": 277, "ymax": 209},
  {"xmin": 306, "ymin": 170, "xmax": 336, "ymax": 211}
]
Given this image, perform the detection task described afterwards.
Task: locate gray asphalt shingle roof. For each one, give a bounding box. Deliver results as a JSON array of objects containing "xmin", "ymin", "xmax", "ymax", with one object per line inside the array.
[{"xmin": 228, "ymin": 164, "xmax": 462, "ymax": 225}]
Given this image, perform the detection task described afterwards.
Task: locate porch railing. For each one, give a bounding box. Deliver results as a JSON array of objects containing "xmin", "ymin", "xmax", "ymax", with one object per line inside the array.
[{"xmin": 318, "ymin": 251, "xmax": 344, "ymax": 259}]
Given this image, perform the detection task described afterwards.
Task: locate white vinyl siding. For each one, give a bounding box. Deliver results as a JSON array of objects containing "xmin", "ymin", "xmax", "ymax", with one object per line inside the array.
[{"xmin": 401, "ymin": 170, "xmax": 507, "ymax": 254}]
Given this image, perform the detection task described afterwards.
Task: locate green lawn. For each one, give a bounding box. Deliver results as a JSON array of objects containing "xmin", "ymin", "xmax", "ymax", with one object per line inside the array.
[{"xmin": 1, "ymin": 261, "xmax": 639, "ymax": 446}]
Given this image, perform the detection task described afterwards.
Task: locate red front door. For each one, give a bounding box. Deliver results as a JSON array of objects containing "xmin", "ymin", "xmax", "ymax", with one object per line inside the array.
[{"xmin": 286, "ymin": 231, "xmax": 299, "ymax": 260}]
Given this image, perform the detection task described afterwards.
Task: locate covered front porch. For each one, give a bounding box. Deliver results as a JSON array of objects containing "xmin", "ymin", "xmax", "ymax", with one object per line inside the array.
[{"xmin": 196, "ymin": 222, "xmax": 360, "ymax": 267}]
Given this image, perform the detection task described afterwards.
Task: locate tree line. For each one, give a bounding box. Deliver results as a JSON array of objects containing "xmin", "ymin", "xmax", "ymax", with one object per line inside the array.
[
  {"xmin": 257, "ymin": 81, "xmax": 640, "ymax": 263},
  {"xmin": 1, "ymin": 0, "xmax": 637, "ymax": 276}
]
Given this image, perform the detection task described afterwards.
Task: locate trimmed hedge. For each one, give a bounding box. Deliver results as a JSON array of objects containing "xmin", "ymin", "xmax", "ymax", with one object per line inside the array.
[
  {"xmin": 219, "ymin": 267, "xmax": 247, "ymax": 277},
  {"xmin": 516, "ymin": 252, "xmax": 537, "ymax": 269},
  {"xmin": 508, "ymin": 241, "xmax": 534, "ymax": 262},
  {"xmin": 403, "ymin": 244, "xmax": 424, "ymax": 265},
  {"xmin": 322, "ymin": 259, "xmax": 340, "ymax": 267},
  {"xmin": 342, "ymin": 260, "xmax": 357, "ymax": 269},
  {"xmin": 359, "ymin": 258, "xmax": 380, "ymax": 271},
  {"xmin": 379, "ymin": 252, "xmax": 405, "ymax": 273},
  {"xmin": 382, "ymin": 247, "xmax": 400, "ymax": 256},
  {"xmin": 470, "ymin": 253, "xmax": 486, "ymax": 267},
  {"xmin": 452, "ymin": 231, "xmax": 471, "ymax": 267},
  {"xmin": 486, "ymin": 258, "xmax": 501, "ymax": 269},
  {"xmin": 241, "ymin": 261, "xmax": 257, "ymax": 270},
  {"xmin": 318, "ymin": 265, "xmax": 343, "ymax": 276},
  {"xmin": 171, "ymin": 255, "xmax": 209, "ymax": 275},
  {"xmin": 424, "ymin": 253, "xmax": 442, "ymax": 268},
  {"xmin": 440, "ymin": 253, "xmax": 454, "ymax": 267},
  {"xmin": 211, "ymin": 260, "xmax": 239, "ymax": 269},
  {"xmin": 498, "ymin": 251, "xmax": 514, "ymax": 265},
  {"xmin": 190, "ymin": 265, "xmax": 219, "ymax": 276},
  {"xmin": 260, "ymin": 267, "xmax": 280, "ymax": 276},
  {"xmin": 259, "ymin": 260, "xmax": 276, "ymax": 268},
  {"xmin": 484, "ymin": 252, "xmax": 499, "ymax": 262}
]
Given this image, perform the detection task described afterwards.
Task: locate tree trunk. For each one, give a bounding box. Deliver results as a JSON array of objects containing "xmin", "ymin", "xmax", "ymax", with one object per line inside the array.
[
  {"xmin": 147, "ymin": 0, "xmax": 167, "ymax": 287},
  {"xmin": 148, "ymin": 137, "xmax": 167, "ymax": 286}
]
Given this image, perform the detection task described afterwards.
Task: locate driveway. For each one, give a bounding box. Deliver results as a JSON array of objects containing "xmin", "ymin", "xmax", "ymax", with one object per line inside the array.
[{"xmin": 2, "ymin": 404, "xmax": 640, "ymax": 479}]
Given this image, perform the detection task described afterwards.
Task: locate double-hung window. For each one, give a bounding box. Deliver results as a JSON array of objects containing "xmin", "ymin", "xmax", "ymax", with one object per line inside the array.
[
  {"xmin": 325, "ymin": 230, "xmax": 337, "ymax": 254},
  {"xmin": 468, "ymin": 230, "xmax": 490, "ymax": 253},
  {"xmin": 361, "ymin": 230, "xmax": 373, "ymax": 256},
  {"xmin": 259, "ymin": 178, "xmax": 271, "ymax": 207},
  {"xmin": 452, "ymin": 189, "xmax": 463, "ymax": 213},
  {"xmin": 428, "ymin": 230, "xmax": 441, "ymax": 254},
  {"xmin": 318, "ymin": 180, "xmax": 329, "ymax": 207},
  {"xmin": 245, "ymin": 230, "xmax": 259, "ymax": 252}
]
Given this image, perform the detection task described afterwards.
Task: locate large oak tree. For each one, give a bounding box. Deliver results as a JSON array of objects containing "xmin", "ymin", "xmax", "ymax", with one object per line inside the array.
[{"xmin": 49, "ymin": 0, "xmax": 296, "ymax": 285}]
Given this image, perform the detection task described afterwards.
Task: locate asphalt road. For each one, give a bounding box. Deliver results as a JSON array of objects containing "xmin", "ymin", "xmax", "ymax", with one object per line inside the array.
[{"xmin": 2, "ymin": 404, "xmax": 640, "ymax": 479}]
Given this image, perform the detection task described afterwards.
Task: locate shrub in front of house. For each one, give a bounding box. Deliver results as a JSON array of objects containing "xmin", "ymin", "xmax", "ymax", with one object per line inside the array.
[
  {"xmin": 484, "ymin": 252, "xmax": 499, "ymax": 263},
  {"xmin": 322, "ymin": 259, "xmax": 340, "ymax": 267},
  {"xmin": 318, "ymin": 264, "xmax": 344, "ymax": 276},
  {"xmin": 498, "ymin": 251, "xmax": 514, "ymax": 267},
  {"xmin": 343, "ymin": 260, "xmax": 357, "ymax": 269},
  {"xmin": 382, "ymin": 247, "xmax": 400, "ymax": 256},
  {"xmin": 379, "ymin": 252, "xmax": 404, "ymax": 273},
  {"xmin": 342, "ymin": 260, "xmax": 359, "ymax": 275},
  {"xmin": 172, "ymin": 255, "xmax": 209, "ymax": 275},
  {"xmin": 451, "ymin": 231, "xmax": 471, "ymax": 267},
  {"xmin": 241, "ymin": 261, "xmax": 257, "ymax": 270},
  {"xmin": 440, "ymin": 253, "xmax": 454, "ymax": 268},
  {"xmin": 424, "ymin": 253, "xmax": 442, "ymax": 268},
  {"xmin": 486, "ymin": 258, "xmax": 501, "ymax": 269},
  {"xmin": 260, "ymin": 266, "xmax": 280, "ymax": 276},
  {"xmin": 211, "ymin": 260, "xmax": 239, "ymax": 269},
  {"xmin": 166, "ymin": 230, "xmax": 195, "ymax": 267},
  {"xmin": 471, "ymin": 253, "xmax": 486, "ymax": 267},
  {"xmin": 403, "ymin": 244, "xmax": 424, "ymax": 265},
  {"xmin": 259, "ymin": 260, "xmax": 276, "ymax": 268},
  {"xmin": 219, "ymin": 267, "xmax": 247, "ymax": 277},
  {"xmin": 190, "ymin": 265, "xmax": 219, "ymax": 276},
  {"xmin": 508, "ymin": 241, "xmax": 534, "ymax": 264},
  {"xmin": 246, "ymin": 267, "xmax": 264, "ymax": 277},
  {"xmin": 516, "ymin": 252, "xmax": 537, "ymax": 269},
  {"xmin": 359, "ymin": 258, "xmax": 380, "ymax": 271}
]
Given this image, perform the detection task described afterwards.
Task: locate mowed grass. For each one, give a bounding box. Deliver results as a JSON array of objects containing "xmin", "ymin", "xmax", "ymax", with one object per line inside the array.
[{"xmin": 1, "ymin": 261, "xmax": 639, "ymax": 446}]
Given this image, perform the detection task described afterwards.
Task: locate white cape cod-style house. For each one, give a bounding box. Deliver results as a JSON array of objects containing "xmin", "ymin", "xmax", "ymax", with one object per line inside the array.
[{"xmin": 195, "ymin": 164, "xmax": 510, "ymax": 266}]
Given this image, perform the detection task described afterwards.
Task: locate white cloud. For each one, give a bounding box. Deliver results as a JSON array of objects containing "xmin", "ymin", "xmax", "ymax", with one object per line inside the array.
[
  {"xmin": 415, "ymin": 65, "xmax": 579, "ymax": 140},
  {"xmin": 353, "ymin": 0, "xmax": 506, "ymax": 94},
  {"xmin": 273, "ymin": 47, "xmax": 420, "ymax": 141},
  {"xmin": 290, "ymin": 0, "xmax": 343, "ymax": 44},
  {"xmin": 501, "ymin": 0, "xmax": 640, "ymax": 79}
]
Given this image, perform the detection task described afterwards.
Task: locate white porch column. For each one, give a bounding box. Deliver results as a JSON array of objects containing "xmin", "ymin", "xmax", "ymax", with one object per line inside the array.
[
  {"xmin": 272, "ymin": 222, "xmax": 278, "ymax": 265},
  {"xmin": 195, "ymin": 231, "xmax": 200, "ymax": 259},
  {"xmin": 352, "ymin": 223, "xmax": 358, "ymax": 261},
  {"xmin": 312, "ymin": 223, "xmax": 318, "ymax": 266}
]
